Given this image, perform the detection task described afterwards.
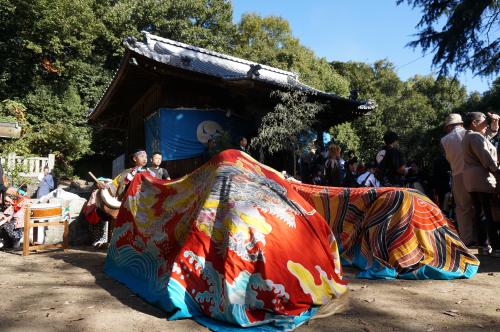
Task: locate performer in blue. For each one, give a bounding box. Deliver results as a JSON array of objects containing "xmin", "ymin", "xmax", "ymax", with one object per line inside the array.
[{"xmin": 37, "ymin": 166, "xmax": 55, "ymax": 198}]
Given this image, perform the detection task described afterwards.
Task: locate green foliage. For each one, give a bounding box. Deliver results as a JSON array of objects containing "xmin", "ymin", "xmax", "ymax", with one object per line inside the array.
[
  {"xmin": 329, "ymin": 122, "xmax": 361, "ymax": 156},
  {"xmin": 458, "ymin": 77, "xmax": 500, "ymax": 115},
  {"xmin": 252, "ymin": 90, "xmax": 324, "ymax": 154},
  {"xmin": 98, "ymin": 0, "xmax": 236, "ymax": 58},
  {"xmin": 0, "ymin": 100, "xmax": 27, "ymax": 123},
  {"xmin": 1, "ymin": 0, "xmax": 492, "ymax": 178},
  {"xmin": 0, "ymin": 99, "xmax": 31, "ymax": 155},
  {"xmin": 29, "ymin": 122, "xmax": 92, "ymax": 175},
  {"xmin": 233, "ymin": 14, "xmax": 349, "ymax": 96},
  {"xmin": 1, "ymin": 162, "xmax": 36, "ymax": 189},
  {"xmin": 0, "ymin": 0, "xmax": 236, "ymax": 176},
  {"xmin": 331, "ymin": 60, "xmax": 469, "ymax": 167},
  {"xmin": 397, "ymin": 0, "xmax": 499, "ymax": 77}
]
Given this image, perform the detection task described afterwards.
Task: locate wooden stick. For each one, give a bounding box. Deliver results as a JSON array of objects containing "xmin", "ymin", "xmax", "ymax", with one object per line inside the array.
[
  {"xmin": 23, "ymin": 205, "xmax": 30, "ymax": 256},
  {"xmin": 88, "ymin": 171, "xmax": 107, "ymax": 189},
  {"xmin": 88, "ymin": 171, "xmax": 101, "ymax": 184},
  {"xmin": 63, "ymin": 219, "xmax": 69, "ymax": 250}
]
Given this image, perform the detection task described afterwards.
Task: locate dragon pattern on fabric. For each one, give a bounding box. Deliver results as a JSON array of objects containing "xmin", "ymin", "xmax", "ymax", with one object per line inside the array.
[{"xmin": 104, "ymin": 150, "xmax": 478, "ymax": 331}]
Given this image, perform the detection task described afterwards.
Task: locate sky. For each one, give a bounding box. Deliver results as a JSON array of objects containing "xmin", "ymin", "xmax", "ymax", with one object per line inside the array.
[{"xmin": 231, "ymin": 0, "xmax": 495, "ymax": 93}]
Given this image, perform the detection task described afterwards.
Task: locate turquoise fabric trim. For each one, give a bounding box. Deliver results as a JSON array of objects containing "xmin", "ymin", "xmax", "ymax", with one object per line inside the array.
[
  {"xmin": 104, "ymin": 248, "xmax": 320, "ymax": 331},
  {"xmin": 339, "ymin": 243, "xmax": 477, "ymax": 280}
]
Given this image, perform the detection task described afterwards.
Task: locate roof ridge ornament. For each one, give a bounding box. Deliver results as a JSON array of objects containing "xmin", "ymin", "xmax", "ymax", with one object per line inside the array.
[{"xmin": 247, "ymin": 64, "xmax": 262, "ymax": 78}]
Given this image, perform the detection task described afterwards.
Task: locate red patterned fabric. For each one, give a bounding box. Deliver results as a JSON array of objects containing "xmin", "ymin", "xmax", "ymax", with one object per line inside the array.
[{"xmin": 105, "ymin": 150, "xmax": 347, "ymax": 330}]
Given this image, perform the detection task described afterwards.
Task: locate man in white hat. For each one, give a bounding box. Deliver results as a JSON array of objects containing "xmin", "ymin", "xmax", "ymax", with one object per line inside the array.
[{"xmin": 441, "ymin": 113, "xmax": 498, "ymax": 247}]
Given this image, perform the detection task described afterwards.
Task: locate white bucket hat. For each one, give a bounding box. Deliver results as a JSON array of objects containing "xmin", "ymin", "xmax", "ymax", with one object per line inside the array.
[{"xmin": 443, "ymin": 113, "xmax": 463, "ymax": 128}]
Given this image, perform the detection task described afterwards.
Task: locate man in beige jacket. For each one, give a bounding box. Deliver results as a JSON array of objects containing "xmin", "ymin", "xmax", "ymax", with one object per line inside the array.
[
  {"xmin": 462, "ymin": 112, "xmax": 500, "ymax": 255},
  {"xmin": 441, "ymin": 113, "xmax": 498, "ymax": 246}
]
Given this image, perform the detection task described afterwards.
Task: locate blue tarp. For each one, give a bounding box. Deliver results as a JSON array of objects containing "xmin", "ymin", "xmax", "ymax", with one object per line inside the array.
[{"xmin": 145, "ymin": 109, "xmax": 246, "ymax": 161}]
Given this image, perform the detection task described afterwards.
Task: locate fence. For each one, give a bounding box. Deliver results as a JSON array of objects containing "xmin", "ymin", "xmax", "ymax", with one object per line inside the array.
[{"xmin": 0, "ymin": 152, "xmax": 55, "ymax": 178}]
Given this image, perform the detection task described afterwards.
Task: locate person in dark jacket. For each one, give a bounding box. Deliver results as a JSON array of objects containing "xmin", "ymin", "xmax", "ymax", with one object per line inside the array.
[
  {"xmin": 324, "ymin": 144, "xmax": 345, "ymax": 186},
  {"xmin": 342, "ymin": 158, "xmax": 359, "ymax": 187},
  {"xmin": 379, "ymin": 131, "xmax": 406, "ymax": 186},
  {"xmin": 148, "ymin": 152, "xmax": 171, "ymax": 180},
  {"xmin": 0, "ymin": 162, "xmax": 6, "ymax": 209},
  {"xmin": 202, "ymin": 138, "xmax": 218, "ymax": 163},
  {"xmin": 238, "ymin": 137, "xmax": 249, "ymax": 153}
]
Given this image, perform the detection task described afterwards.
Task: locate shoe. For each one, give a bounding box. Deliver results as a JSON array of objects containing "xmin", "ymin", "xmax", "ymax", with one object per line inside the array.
[
  {"xmin": 478, "ymin": 245, "xmax": 492, "ymax": 255},
  {"xmin": 492, "ymin": 250, "xmax": 500, "ymax": 258},
  {"xmin": 93, "ymin": 239, "xmax": 107, "ymax": 248}
]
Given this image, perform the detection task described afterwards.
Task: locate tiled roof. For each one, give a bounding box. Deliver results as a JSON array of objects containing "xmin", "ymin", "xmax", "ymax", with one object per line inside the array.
[
  {"xmin": 126, "ymin": 32, "xmax": 300, "ymax": 84},
  {"xmin": 91, "ymin": 32, "xmax": 376, "ymax": 117}
]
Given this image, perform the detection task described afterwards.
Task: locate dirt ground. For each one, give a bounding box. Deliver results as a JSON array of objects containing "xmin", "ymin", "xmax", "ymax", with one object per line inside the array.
[{"xmin": 0, "ymin": 247, "xmax": 499, "ymax": 332}]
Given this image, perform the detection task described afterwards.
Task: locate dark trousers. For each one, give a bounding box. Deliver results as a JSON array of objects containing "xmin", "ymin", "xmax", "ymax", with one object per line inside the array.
[
  {"xmin": 471, "ymin": 192, "xmax": 500, "ymax": 250},
  {"xmin": 0, "ymin": 188, "xmax": 6, "ymax": 210}
]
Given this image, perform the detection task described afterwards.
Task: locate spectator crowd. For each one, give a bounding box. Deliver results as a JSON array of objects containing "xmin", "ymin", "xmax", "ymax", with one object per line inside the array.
[{"xmin": 295, "ymin": 111, "xmax": 500, "ymax": 257}]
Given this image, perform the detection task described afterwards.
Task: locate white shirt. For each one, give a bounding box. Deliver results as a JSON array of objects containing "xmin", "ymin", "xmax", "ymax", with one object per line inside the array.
[{"xmin": 356, "ymin": 171, "xmax": 380, "ymax": 187}]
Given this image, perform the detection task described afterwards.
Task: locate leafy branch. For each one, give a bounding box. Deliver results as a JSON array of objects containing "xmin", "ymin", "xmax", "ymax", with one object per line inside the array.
[{"xmin": 252, "ymin": 90, "xmax": 324, "ymax": 154}]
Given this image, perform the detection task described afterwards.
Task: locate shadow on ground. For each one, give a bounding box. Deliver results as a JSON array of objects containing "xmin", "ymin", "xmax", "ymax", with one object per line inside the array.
[{"xmin": 47, "ymin": 247, "xmax": 167, "ymax": 319}]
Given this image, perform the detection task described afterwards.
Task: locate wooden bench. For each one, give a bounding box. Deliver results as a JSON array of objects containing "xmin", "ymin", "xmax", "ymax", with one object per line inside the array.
[{"xmin": 22, "ymin": 204, "xmax": 68, "ymax": 256}]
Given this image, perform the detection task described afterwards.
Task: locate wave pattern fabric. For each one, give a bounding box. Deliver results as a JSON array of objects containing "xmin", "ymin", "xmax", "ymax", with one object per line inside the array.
[
  {"xmin": 290, "ymin": 183, "xmax": 479, "ymax": 280},
  {"xmin": 104, "ymin": 150, "xmax": 347, "ymax": 331}
]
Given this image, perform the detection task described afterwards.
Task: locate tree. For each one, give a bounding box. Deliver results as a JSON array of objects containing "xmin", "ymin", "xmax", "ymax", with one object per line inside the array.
[
  {"xmin": 252, "ymin": 90, "xmax": 324, "ymax": 154},
  {"xmin": 331, "ymin": 60, "xmax": 469, "ymax": 167},
  {"xmin": 234, "ymin": 14, "xmax": 349, "ymax": 96},
  {"xmin": 0, "ymin": 0, "xmax": 237, "ymax": 175},
  {"xmin": 457, "ymin": 76, "xmax": 500, "ymax": 120},
  {"xmin": 329, "ymin": 122, "xmax": 361, "ymax": 155},
  {"xmin": 398, "ymin": 0, "xmax": 500, "ymax": 77},
  {"xmin": 332, "ymin": 60, "xmax": 404, "ymax": 159}
]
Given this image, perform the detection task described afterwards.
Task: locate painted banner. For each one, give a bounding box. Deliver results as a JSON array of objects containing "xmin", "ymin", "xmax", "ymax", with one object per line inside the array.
[{"xmin": 144, "ymin": 109, "xmax": 247, "ymax": 160}]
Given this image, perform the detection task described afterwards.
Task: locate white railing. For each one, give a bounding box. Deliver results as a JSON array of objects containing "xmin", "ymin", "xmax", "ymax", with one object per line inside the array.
[{"xmin": 0, "ymin": 152, "xmax": 55, "ymax": 177}]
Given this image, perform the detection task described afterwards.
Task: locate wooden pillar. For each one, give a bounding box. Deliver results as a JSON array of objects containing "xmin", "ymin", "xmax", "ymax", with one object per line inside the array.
[
  {"xmin": 63, "ymin": 219, "xmax": 69, "ymax": 251},
  {"xmin": 47, "ymin": 154, "xmax": 55, "ymax": 170},
  {"xmin": 22, "ymin": 205, "xmax": 30, "ymax": 257}
]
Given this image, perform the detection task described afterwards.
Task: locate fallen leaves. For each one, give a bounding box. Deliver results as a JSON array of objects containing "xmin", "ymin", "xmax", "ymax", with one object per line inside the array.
[
  {"xmin": 364, "ymin": 298, "xmax": 376, "ymax": 303},
  {"xmin": 69, "ymin": 317, "xmax": 84, "ymax": 322},
  {"xmin": 360, "ymin": 319, "xmax": 375, "ymax": 332},
  {"xmin": 442, "ymin": 310, "xmax": 460, "ymax": 317}
]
